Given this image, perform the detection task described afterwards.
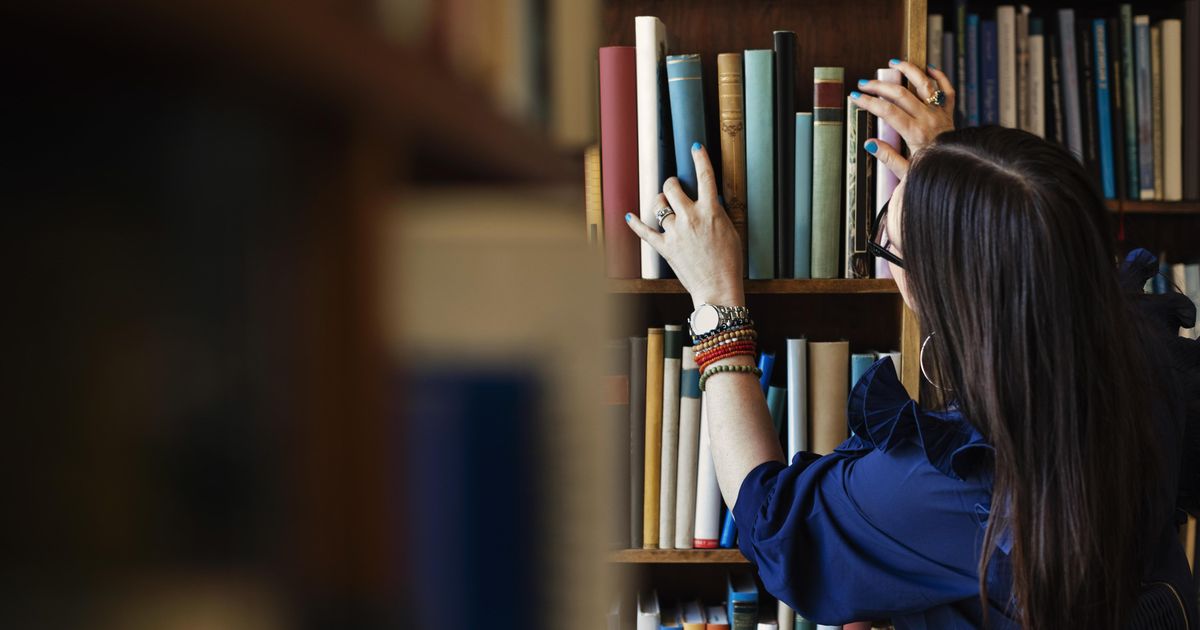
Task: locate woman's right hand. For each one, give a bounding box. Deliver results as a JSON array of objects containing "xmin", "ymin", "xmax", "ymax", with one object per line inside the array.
[{"xmin": 851, "ymin": 59, "xmax": 956, "ymax": 179}]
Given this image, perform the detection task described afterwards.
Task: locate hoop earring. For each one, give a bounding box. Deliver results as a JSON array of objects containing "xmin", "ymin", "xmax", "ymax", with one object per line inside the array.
[{"xmin": 920, "ymin": 332, "xmax": 951, "ymax": 391}]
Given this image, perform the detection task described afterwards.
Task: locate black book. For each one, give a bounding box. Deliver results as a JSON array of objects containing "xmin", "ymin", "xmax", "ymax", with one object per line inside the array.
[
  {"xmin": 773, "ymin": 31, "xmax": 797, "ymax": 279},
  {"xmin": 1076, "ymin": 17, "xmax": 1101, "ymax": 189},
  {"xmin": 1108, "ymin": 16, "xmax": 1129, "ymax": 202},
  {"xmin": 849, "ymin": 110, "xmax": 876, "ymax": 279}
]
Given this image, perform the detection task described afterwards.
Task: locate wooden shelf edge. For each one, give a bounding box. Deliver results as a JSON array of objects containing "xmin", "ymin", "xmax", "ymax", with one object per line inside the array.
[
  {"xmin": 1105, "ymin": 200, "xmax": 1200, "ymax": 214},
  {"xmin": 607, "ymin": 548, "xmax": 750, "ymax": 564},
  {"xmin": 608, "ymin": 278, "xmax": 899, "ymax": 295}
]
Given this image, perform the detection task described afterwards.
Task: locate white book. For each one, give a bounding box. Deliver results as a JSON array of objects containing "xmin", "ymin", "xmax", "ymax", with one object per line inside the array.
[
  {"xmin": 1161, "ymin": 19, "xmax": 1183, "ymax": 201},
  {"xmin": 777, "ymin": 601, "xmax": 793, "ymax": 630},
  {"xmin": 997, "ymin": 6, "xmax": 1018, "ymax": 128},
  {"xmin": 786, "ymin": 338, "xmax": 809, "ymax": 458},
  {"xmin": 1172, "ymin": 263, "xmax": 1187, "ymax": 339},
  {"xmin": 816, "ymin": 626, "xmax": 842, "ymax": 630},
  {"xmin": 875, "ymin": 68, "xmax": 902, "ymax": 280},
  {"xmin": 1029, "ymin": 32, "xmax": 1046, "ymax": 138},
  {"xmin": 693, "ymin": 393, "xmax": 723, "ymax": 548},
  {"xmin": 659, "ymin": 324, "xmax": 683, "ymax": 548},
  {"xmin": 674, "ymin": 346, "xmax": 702, "ymax": 549},
  {"xmin": 757, "ymin": 621, "xmax": 779, "ymax": 630},
  {"xmin": 928, "ymin": 14, "xmax": 944, "ymax": 70},
  {"xmin": 1185, "ymin": 265, "xmax": 1200, "ymax": 340},
  {"xmin": 637, "ymin": 589, "xmax": 661, "ymax": 630},
  {"xmin": 635, "ymin": 16, "xmax": 668, "ymax": 279}
]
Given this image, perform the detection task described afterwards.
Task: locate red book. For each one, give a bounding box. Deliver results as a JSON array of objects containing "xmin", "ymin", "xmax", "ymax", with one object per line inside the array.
[{"xmin": 599, "ymin": 46, "xmax": 641, "ymax": 278}]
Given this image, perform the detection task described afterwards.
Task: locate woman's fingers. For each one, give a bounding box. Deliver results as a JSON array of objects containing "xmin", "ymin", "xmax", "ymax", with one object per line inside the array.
[
  {"xmin": 865, "ymin": 139, "xmax": 909, "ymax": 179},
  {"xmin": 625, "ymin": 212, "xmax": 667, "ymax": 251},
  {"xmin": 691, "ymin": 143, "xmax": 720, "ymax": 207},
  {"xmin": 857, "ymin": 77, "xmax": 927, "ymax": 118},
  {"xmin": 925, "ymin": 64, "xmax": 957, "ymax": 114},
  {"xmin": 662, "ymin": 177, "xmax": 694, "ymax": 219},
  {"xmin": 852, "ymin": 92, "xmax": 914, "ymax": 136}
]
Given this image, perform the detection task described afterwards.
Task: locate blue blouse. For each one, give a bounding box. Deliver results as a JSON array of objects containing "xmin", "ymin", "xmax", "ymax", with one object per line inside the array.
[{"xmin": 733, "ymin": 355, "xmax": 1196, "ymax": 628}]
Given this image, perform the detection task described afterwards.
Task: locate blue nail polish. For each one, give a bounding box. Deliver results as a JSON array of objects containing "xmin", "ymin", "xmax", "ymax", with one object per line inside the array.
[
  {"xmin": 692, "ymin": 141, "xmax": 702, "ymax": 152},
  {"xmin": 625, "ymin": 213, "xmax": 632, "ymax": 221},
  {"xmin": 865, "ymin": 140, "xmax": 878, "ymax": 154},
  {"xmin": 850, "ymin": 90, "xmax": 862, "ymax": 99},
  {"xmin": 927, "ymin": 62, "xmax": 938, "ymax": 70},
  {"xmin": 889, "ymin": 58, "xmax": 901, "ymax": 65},
  {"xmin": 857, "ymin": 79, "xmax": 869, "ymax": 87}
]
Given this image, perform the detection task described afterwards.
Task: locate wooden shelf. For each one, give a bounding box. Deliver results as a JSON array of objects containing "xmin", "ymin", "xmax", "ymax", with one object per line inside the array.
[
  {"xmin": 609, "ymin": 278, "xmax": 899, "ymax": 295},
  {"xmin": 1106, "ymin": 200, "xmax": 1200, "ymax": 214},
  {"xmin": 608, "ymin": 548, "xmax": 750, "ymax": 564}
]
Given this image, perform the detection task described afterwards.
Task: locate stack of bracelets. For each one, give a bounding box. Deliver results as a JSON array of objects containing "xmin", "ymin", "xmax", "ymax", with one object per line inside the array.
[{"xmin": 693, "ymin": 320, "xmax": 762, "ymax": 392}]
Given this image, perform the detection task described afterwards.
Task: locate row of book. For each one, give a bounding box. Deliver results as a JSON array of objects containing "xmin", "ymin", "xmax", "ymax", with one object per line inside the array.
[
  {"xmin": 927, "ymin": 2, "xmax": 1198, "ymax": 201},
  {"xmin": 588, "ymin": 17, "xmax": 899, "ymax": 281},
  {"xmin": 608, "ymin": 327, "xmax": 900, "ymax": 552}
]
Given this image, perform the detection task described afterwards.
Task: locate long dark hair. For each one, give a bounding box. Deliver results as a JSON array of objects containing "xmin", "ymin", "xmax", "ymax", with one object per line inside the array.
[{"xmin": 901, "ymin": 126, "xmax": 1161, "ymax": 629}]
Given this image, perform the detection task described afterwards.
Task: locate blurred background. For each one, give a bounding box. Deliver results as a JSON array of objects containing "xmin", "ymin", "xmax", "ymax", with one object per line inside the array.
[{"xmin": 1, "ymin": 0, "xmax": 610, "ymax": 628}]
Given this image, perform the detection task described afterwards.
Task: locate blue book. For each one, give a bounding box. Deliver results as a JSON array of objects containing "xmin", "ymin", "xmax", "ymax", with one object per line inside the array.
[
  {"xmin": 851, "ymin": 353, "xmax": 877, "ymax": 390},
  {"xmin": 727, "ymin": 571, "xmax": 760, "ymax": 630},
  {"xmin": 981, "ymin": 20, "xmax": 999, "ymax": 125},
  {"xmin": 1058, "ymin": 9, "xmax": 1084, "ymax": 161},
  {"xmin": 967, "ymin": 13, "xmax": 980, "ymax": 126},
  {"xmin": 793, "ymin": 113, "xmax": 814, "ymax": 278},
  {"xmin": 719, "ymin": 508, "xmax": 737, "ymax": 548},
  {"xmin": 757, "ymin": 352, "xmax": 776, "ymax": 395},
  {"xmin": 666, "ymin": 54, "xmax": 708, "ymax": 199},
  {"xmin": 1133, "ymin": 15, "xmax": 1154, "ymax": 199},
  {"xmin": 1092, "ymin": 20, "xmax": 1117, "ymax": 199},
  {"xmin": 744, "ymin": 50, "xmax": 775, "ymax": 279}
]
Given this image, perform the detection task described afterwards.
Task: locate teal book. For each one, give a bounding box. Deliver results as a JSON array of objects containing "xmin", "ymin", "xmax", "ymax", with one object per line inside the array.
[
  {"xmin": 810, "ymin": 67, "xmax": 845, "ymax": 278},
  {"xmin": 1093, "ymin": 19, "xmax": 1116, "ymax": 199},
  {"xmin": 666, "ymin": 54, "xmax": 708, "ymax": 199},
  {"xmin": 794, "ymin": 113, "xmax": 814, "ymax": 278},
  {"xmin": 1119, "ymin": 5, "xmax": 1139, "ymax": 197},
  {"xmin": 767, "ymin": 385, "xmax": 786, "ymax": 437},
  {"xmin": 745, "ymin": 50, "xmax": 775, "ymax": 279},
  {"xmin": 851, "ymin": 352, "xmax": 877, "ymax": 389}
]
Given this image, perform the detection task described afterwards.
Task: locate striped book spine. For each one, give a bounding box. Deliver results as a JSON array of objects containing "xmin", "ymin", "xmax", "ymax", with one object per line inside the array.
[
  {"xmin": 810, "ymin": 67, "xmax": 844, "ymax": 279},
  {"xmin": 744, "ymin": 50, "xmax": 775, "ymax": 279},
  {"xmin": 717, "ymin": 53, "xmax": 749, "ymax": 270}
]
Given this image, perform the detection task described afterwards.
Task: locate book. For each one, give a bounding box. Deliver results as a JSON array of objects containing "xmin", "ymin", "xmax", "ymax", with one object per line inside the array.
[
  {"xmin": 997, "ymin": 6, "xmax": 1017, "ymax": 128},
  {"xmin": 795, "ymin": 614, "xmax": 817, "ymax": 630},
  {"xmin": 1120, "ymin": 5, "xmax": 1140, "ymax": 197},
  {"xmin": 1016, "ymin": 5, "xmax": 1031, "ymax": 132},
  {"xmin": 1160, "ymin": 19, "xmax": 1182, "ymax": 201},
  {"xmin": 845, "ymin": 102, "xmax": 874, "ymax": 279},
  {"xmin": 1109, "ymin": 16, "xmax": 1130, "ymax": 202},
  {"xmin": 707, "ymin": 605, "xmax": 731, "ymax": 630},
  {"xmin": 548, "ymin": 0, "xmax": 598, "ymax": 146},
  {"xmin": 667, "ymin": 54, "xmax": 708, "ymax": 199},
  {"xmin": 794, "ymin": 113, "xmax": 814, "ymax": 279},
  {"xmin": 786, "ymin": 338, "xmax": 808, "ymax": 458},
  {"xmin": 944, "ymin": 31, "xmax": 957, "ymax": 91},
  {"xmin": 609, "ymin": 340, "xmax": 632, "ymax": 549},
  {"xmin": 1093, "ymin": 19, "xmax": 1117, "ymax": 200},
  {"xmin": 717, "ymin": 53, "xmax": 750, "ymax": 270},
  {"xmin": 1078, "ymin": 17, "xmax": 1100, "ymax": 188},
  {"xmin": 720, "ymin": 508, "xmax": 737, "ymax": 548},
  {"xmin": 874, "ymin": 69, "xmax": 901, "ymax": 280},
  {"xmin": 662, "ymin": 601, "xmax": 683, "ymax": 630},
  {"xmin": 630, "ymin": 336, "xmax": 647, "ymax": 548},
  {"xmin": 851, "ymin": 352, "xmax": 877, "ymax": 390},
  {"xmin": 660, "ymin": 324, "xmax": 684, "ymax": 549},
  {"xmin": 776, "ymin": 602, "xmax": 793, "ymax": 630},
  {"xmin": 599, "ymin": 46, "xmax": 640, "ymax": 278},
  {"xmin": 1047, "ymin": 30, "xmax": 1064, "ymax": 147},
  {"xmin": 966, "ymin": 13, "xmax": 980, "ymax": 126},
  {"xmin": 635, "ymin": 16, "xmax": 672, "ymax": 279},
  {"xmin": 884, "ymin": 350, "xmax": 903, "ymax": 376},
  {"xmin": 1029, "ymin": 18, "xmax": 1046, "ymax": 137},
  {"xmin": 774, "ymin": 31, "xmax": 797, "ymax": 279},
  {"xmin": 745, "ymin": 50, "xmax": 775, "ymax": 280},
  {"xmin": 638, "ymin": 589, "xmax": 662, "ymax": 630},
  {"xmin": 809, "ymin": 340, "xmax": 850, "ymax": 454},
  {"xmin": 694, "ymin": 394, "xmax": 722, "ymax": 548},
  {"xmin": 1151, "ymin": 24, "xmax": 1163, "ymax": 200},
  {"xmin": 758, "ymin": 352, "xmax": 776, "ymax": 395},
  {"xmin": 756, "ymin": 621, "xmax": 778, "ymax": 630},
  {"xmin": 981, "ymin": 20, "xmax": 999, "ymax": 126},
  {"xmin": 955, "ymin": 0, "xmax": 968, "ymax": 126},
  {"xmin": 586, "ymin": 145, "xmax": 603, "ymax": 247},
  {"xmin": 675, "ymin": 346, "xmax": 702, "ymax": 549},
  {"xmin": 643, "ymin": 327, "xmax": 664, "ymax": 548},
  {"xmin": 1058, "ymin": 9, "xmax": 1084, "ymax": 160},
  {"xmin": 811, "ymin": 67, "xmax": 845, "ymax": 279},
  {"xmin": 767, "ymin": 385, "xmax": 787, "ymax": 438},
  {"xmin": 682, "ymin": 600, "xmax": 707, "ymax": 630},
  {"xmin": 1133, "ymin": 15, "xmax": 1154, "ymax": 199},
  {"xmin": 728, "ymin": 571, "xmax": 760, "ymax": 630},
  {"xmin": 1185, "ymin": 1, "xmax": 1199, "ymax": 200},
  {"xmin": 929, "ymin": 14, "xmax": 944, "ymax": 70}
]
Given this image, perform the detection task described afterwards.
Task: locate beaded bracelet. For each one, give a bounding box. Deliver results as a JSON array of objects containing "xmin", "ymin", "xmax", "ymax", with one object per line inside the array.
[
  {"xmin": 694, "ymin": 329, "xmax": 758, "ymax": 353},
  {"xmin": 695, "ymin": 342, "xmax": 757, "ymax": 369},
  {"xmin": 695, "ymin": 334, "xmax": 758, "ymax": 355},
  {"xmin": 699, "ymin": 364, "xmax": 763, "ymax": 392},
  {"xmin": 692, "ymin": 319, "xmax": 755, "ymax": 344}
]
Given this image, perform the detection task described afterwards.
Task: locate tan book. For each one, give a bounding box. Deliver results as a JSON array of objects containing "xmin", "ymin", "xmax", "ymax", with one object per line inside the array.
[
  {"xmin": 643, "ymin": 328, "xmax": 664, "ymax": 548},
  {"xmin": 1161, "ymin": 19, "xmax": 1183, "ymax": 200},
  {"xmin": 717, "ymin": 53, "xmax": 749, "ymax": 273},
  {"xmin": 1151, "ymin": 24, "xmax": 1164, "ymax": 200},
  {"xmin": 1181, "ymin": 514, "xmax": 1197, "ymax": 571},
  {"xmin": 584, "ymin": 144, "xmax": 603, "ymax": 246},
  {"xmin": 809, "ymin": 341, "xmax": 850, "ymax": 454}
]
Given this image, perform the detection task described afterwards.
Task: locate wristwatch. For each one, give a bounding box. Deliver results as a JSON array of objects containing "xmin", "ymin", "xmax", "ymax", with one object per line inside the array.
[{"xmin": 688, "ymin": 303, "xmax": 752, "ymax": 339}]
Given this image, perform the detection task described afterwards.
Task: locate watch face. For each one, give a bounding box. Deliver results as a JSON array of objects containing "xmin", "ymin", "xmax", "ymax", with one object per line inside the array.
[{"xmin": 691, "ymin": 304, "xmax": 719, "ymax": 335}]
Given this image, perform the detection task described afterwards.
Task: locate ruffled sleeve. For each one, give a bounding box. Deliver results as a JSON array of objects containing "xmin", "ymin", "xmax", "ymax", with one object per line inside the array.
[{"xmin": 732, "ymin": 357, "xmax": 1008, "ymax": 625}]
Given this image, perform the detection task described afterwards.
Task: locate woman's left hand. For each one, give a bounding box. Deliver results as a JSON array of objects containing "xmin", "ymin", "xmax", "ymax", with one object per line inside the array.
[{"xmin": 852, "ymin": 59, "xmax": 956, "ymax": 179}]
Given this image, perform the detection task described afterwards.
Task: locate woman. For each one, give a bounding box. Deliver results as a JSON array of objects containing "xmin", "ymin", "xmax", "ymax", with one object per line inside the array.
[{"xmin": 625, "ymin": 60, "xmax": 1197, "ymax": 628}]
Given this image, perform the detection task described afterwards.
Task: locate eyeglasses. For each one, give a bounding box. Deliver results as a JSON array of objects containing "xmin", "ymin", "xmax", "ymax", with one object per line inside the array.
[{"xmin": 868, "ymin": 199, "xmax": 905, "ymax": 269}]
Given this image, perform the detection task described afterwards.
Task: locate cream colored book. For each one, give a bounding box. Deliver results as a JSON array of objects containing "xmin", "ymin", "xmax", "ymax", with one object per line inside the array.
[
  {"xmin": 658, "ymin": 325, "xmax": 684, "ymax": 548},
  {"xmin": 1161, "ymin": 19, "xmax": 1183, "ymax": 200},
  {"xmin": 643, "ymin": 328, "xmax": 664, "ymax": 548},
  {"xmin": 674, "ymin": 346, "xmax": 702, "ymax": 549},
  {"xmin": 809, "ymin": 341, "xmax": 850, "ymax": 454}
]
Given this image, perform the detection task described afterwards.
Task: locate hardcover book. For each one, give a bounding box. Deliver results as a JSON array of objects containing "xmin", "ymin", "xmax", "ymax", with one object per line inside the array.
[
  {"xmin": 598, "ymin": 46, "xmax": 641, "ymax": 278},
  {"xmin": 845, "ymin": 102, "xmax": 875, "ymax": 279},
  {"xmin": 666, "ymin": 54, "xmax": 708, "ymax": 199},
  {"xmin": 1078, "ymin": 17, "xmax": 1101, "ymax": 189},
  {"xmin": 1058, "ymin": 9, "xmax": 1084, "ymax": 160},
  {"xmin": 1047, "ymin": 30, "xmax": 1064, "ymax": 146},
  {"xmin": 717, "ymin": 53, "xmax": 749, "ymax": 269},
  {"xmin": 629, "ymin": 336, "xmax": 647, "ymax": 548},
  {"xmin": 727, "ymin": 572, "xmax": 760, "ymax": 630},
  {"xmin": 706, "ymin": 606, "xmax": 730, "ymax": 630},
  {"xmin": 1120, "ymin": 5, "xmax": 1140, "ymax": 196},
  {"xmin": 786, "ymin": 338, "xmax": 808, "ymax": 458},
  {"xmin": 745, "ymin": 50, "xmax": 776, "ymax": 280},
  {"xmin": 694, "ymin": 394, "xmax": 722, "ymax": 548},
  {"xmin": 929, "ymin": 14, "xmax": 944, "ymax": 69},
  {"xmin": 874, "ymin": 69, "xmax": 901, "ymax": 279},
  {"xmin": 809, "ymin": 340, "xmax": 850, "ymax": 454},
  {"xmin": 1150, "ymin": 24, "xmax": 1163, "ymax": 200},
  {"xmin": 674, "ymin": 345, "xmax": 702, "ymax": 549},
  {"xmin": 659, "ymin": 325, "xmax": 684, "ymax": 549},
  {"xmin": 1016, "ymin": 5, "xmax": 1031, "ymax": 132},
  {"xmin": 637, "ymin": 589, "xmax": 661, "ymax": 630},
  {"xmin": 643, "ymin": 327, "xmax": 664, "ymax": 548},
  {"xmin": 794, "ymin": 113, "xmax": 814, "ymax": 279},
  {"xmin": 774, "ymin": 31, "xmax": 797, "ymax": 279},
  {"xmin": 608, "ymin": 340, "xmax": 631, "ymax": 549},
  {"xmin": 981, "ymin": 20, "xmax": 999, "ymax": 126},
  {"xmin": 810, "ymin": 67, "xmax": 845, "ymax": 279},
  {"xmin": 967, "ymin": 13, "xmax": 980, "ymax": 126},
  {"xmin": 1133, "ymin": 15, "xmax": 1154, "ymax": 199},
  {"xmin": 585, "ymin": 145, "xmax": 602, "ymax": 246},
  {"xmin": 1093, "ymin": 19, "xmax": 1117, "ymax": 199},
  {"xmin": 1161, "ymin": 19, "xmax": 1182, "ymax": 200},
  {"xmin": 1029, "ymin": 18, "xmax": 1046, "ymax": 137},
  {"xmin": 997, "ymin": 6, "xmax": 1017, "ymax": 128},
  {"xmin": 635, "ymin": 16, "xmax": 672, "ymax": 279}
]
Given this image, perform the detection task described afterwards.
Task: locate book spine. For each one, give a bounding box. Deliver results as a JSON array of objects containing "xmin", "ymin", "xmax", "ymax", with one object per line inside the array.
[
  {"xmin": 1016, "ymin": 5, "xmax": 1031, "ymax": 132},
  {"xmin": 929, "ymin": 14, "xmax": 944, "ymax": 69},
  {"xmin": 845, "ymin": 104, "xmax": 874, "ymax": 279},
  {"xmin": 719, "ymin": 508, "xmax": 736, "ymax": 548},
  {"xmin": 599, "ymin": 47, "xmax": 641, "ymax": 278},
  {"xmin": 1185, "ymin": 1, "xmax": 1199, "ymax": 200},
  {"xmin": 693, "ymin": 394, "xmax": 721, "ymax": 548},
  {"xmin": 795, "ymin": 615, "xmax": 817, "ymax": 630},
  {"xmin": 745, "ymin": 50, "xmax": 776, "ymax": 280},
  {"xmin": 956, "ymin": 0, "xmax": 968, "ymax": 125},
  {"xmin": 767, "ymin": 386, "xmax": 786, "ymax": 439},
  {"xmin": 637, "ymin": 589, "xmax": 661, "ymax": 630},
  {"xmin": 794, "ymin": 113, "xmax": 814, "ymax": 279},
  {"xmin": 844, "ymin": 96, "xmax": 860, "ymax": 277},
  {"xmin": 1048, "ymin": 31, "xmax": 1064, "ymax": 147},
  {"xmin": 717, "ymin": 53, "xmax": 749, "ymax": 270},
  {"xmin": 997, "ymin": 6, "xmax": 1017, "ymax": 128},
  {"xmin": 1134, "ymin": 15, "xmax": 1154, "ymax": 199},
  {"xmin": 642, "ymin": 328, "xmax": 664, "ymax": 548},
  {"xmin": 1109, "ymin": 17, "xmax": 1129, "ymax": 202},
  {"xmin": 659, "ymin": 325, "xmax": 683, "ymax": 549},
  {"xmin": 777, "ymin": 602, "xmax": 793, "ymax": 630},
  {"xmin": 774, "ymin": 31, "xmax": 797, "ymax": 279},
  {"xmin": 674, "ymin": 346, "xmax": 701, "ymax": 549},
  {"xmin": 944, "ymin": 31, "xmax": 957, "ymax": 89},
  {"xmin": 851, "ymin": 352, "xmax": 876, "ymax": 391},
  {"xmin": 666, "ymin": 54, "xmax": 708, "ymax": 199},
  {"xmin": 635, "ymin": 16, "xmax": 669, "ymax": 279},
  {"xmin": 1120, "ymin": 5, "xmax": 1140, "ymax": 197},
  {"xmin": 1161, "ymin": 19, "xmax": 1182, "ymax": 201},
  {"xmin": 785, "ymin": 338, "xmax": 808, "ymax": 458},
  {"xmin": 1078, "ymin": 18, "xmax": 1100, "ymax": 187},
  {"xmin": 967, "ymin": 13, "xmax": 980, "ymax": 126},
  {"xmin": 982, "ymin": 20, "xmax": 999, "ymax": 126},
  {"xmin": 586, "ymin": 145, "xmax": 603, "ymax": 246},
  {"xmin": 629, "ymin": 336, "xmax": 647, "ymax": 548},
  {"xmin": 809, "ymin": 341, "xmax": 850, "ymax": 454},
  {"xmin": 810, "ymin": 67, "xmax": 845, "ymax": 279},
  {"xmin": 1094, "ymin": 19, "xmax": 1117, "ymax": 200},
  {"xmin": 1151, "ymin": 24, "xmax": 1163, "ymax": 201},
  {"xmin": 758, "ymin": 352, "xmax": 776, "ymax": 394},
  {"xmin": 1058, "ymin": 9, "xmax": 1084, "ymax": 160},
  {"xmin": 874, "ymin": 69, "xmax": 901, "ymax": 280},
  {"xmin": 1029, "ymin": 19, "xmax": 1046, "ymax": 137},
  {"xmin": 609, "ymin": 340, "xmax": 632, "ymax": 550}
]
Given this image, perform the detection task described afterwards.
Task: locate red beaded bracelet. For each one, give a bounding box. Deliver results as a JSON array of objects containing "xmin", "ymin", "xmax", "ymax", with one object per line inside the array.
[
  {"xmin": 695, "ymin": 340, "xmax": 757, "ymax": 363},
  {"xmin": 696, "ymin": 344, "xmax": 757, "ymax": 371},
  {"xmin": 698, "ymin": 350, "xmax": 757, "ymax": 373}
]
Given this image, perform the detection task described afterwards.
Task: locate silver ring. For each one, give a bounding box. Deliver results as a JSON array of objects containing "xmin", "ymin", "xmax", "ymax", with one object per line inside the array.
[
  {"xmin": 655, "ymin": 206, "xmax": 676, "ymax": 229},
  {"xmin": 925, "ymin": 88, "xmax": 946, "ymax": 107}
]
